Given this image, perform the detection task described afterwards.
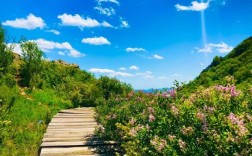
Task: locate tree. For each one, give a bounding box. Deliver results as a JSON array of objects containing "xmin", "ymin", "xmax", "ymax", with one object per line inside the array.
[
  {"xmin": 20, "ymin": 41, "xmax": 44, "ymax": 87},
  {"xmin": 0, "ymin": 25, "xmax": 14, "ymax": 74},
  {"xmin": 97, "ymin": 76, "xmax": 132, "ymax": 99}
]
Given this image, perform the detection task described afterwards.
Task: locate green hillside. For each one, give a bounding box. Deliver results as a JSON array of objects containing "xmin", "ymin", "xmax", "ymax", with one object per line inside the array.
[{"xmin": 184, "ymin": 37, "xmax": 252, "ymax": 92}]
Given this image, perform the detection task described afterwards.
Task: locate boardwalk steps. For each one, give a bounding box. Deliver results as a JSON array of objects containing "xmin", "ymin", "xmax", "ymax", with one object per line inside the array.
[{"xmin": 39, "ymin": 107, "xmax": 118, "ymax": 156}]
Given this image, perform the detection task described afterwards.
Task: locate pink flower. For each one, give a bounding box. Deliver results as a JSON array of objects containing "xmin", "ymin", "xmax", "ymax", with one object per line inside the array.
[
  {"xmin": 196, "ymin": 112, "xmax": 206, "ymax": 122},
  {"xmin": 181, "ymin": 127, "xmax": 193, "ymax": 135},
  {"xmin": 230, "ymin": 85, "xmax": 241, "ymax": 97},
  {"xmin": 149, "ymin": 114, "xmax": 156, "ymax": 122},
  {"xmin": 178, "ymin": 139, "xmax": 186, "ymax": 150},
  {"xmin": 203, "ymin": 105, "xmax": 215, "ymax": 113},
  {"xmin": 129, "ymin": 128, "xmax": 137, "ymax": 136},
  {"xmin": 171, "ymin": 105, "xmax": 179, "ymax": 115},
  {"xmin": 168, "ymin": 134, "xmax": 176, "ymax": 140},
  {"xmin": 170, "ymin": 90, "xmax": 176, "ymax": 98},
  {"xmin": 162, "ymin": 92, "xmax": 170, "ymax": 98},
  {"xmin": 148, "ymin": 107, "xmax": 155, "ymax": 114},
  {"xmin": 129, "ymin": 118, "xmax": 136, "ymax": 125},
  {"xmin": 227, "ymin": 113, "xmax": 248, "ymax": 136}
]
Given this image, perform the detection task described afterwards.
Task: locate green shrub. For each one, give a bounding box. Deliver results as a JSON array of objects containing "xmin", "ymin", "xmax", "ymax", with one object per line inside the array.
[{"xmin": 96, "ymin": 84, "xmax": 252, "ymax": 155}]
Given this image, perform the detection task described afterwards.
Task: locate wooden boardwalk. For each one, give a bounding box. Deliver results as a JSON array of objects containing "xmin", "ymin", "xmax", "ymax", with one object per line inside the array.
[{"xmin": 39, "ymin": 107, "xmax": 118, "ymax": 156}]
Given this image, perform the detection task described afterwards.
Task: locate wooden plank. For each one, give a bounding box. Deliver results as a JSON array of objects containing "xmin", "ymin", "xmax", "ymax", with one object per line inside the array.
[
  {"xmin": 41, "ymin": 140, "xmax": 116, "ymax": 147},
  {"xmin": 44, "ymin": 132, "xmax": 94, "ymax": 137},
  {"xmin": 40, "ymin": 147, "xmax": 95, "ymax": 155},
  {"xmin": 51, "ymin": 118, "xmax": 95, "ymax": 123},
  {"xmin": 49, "ymin": 122, "xmax": 97, "ymax": 126},
  {"xmin": 59, "ymin": 110, "xmax": 95, "ymax": 114},
  {"xmin": 43, "ymin": 134, "xmax": 96, "ymax": 139},
  {"xmin": 47, "ymin": 126, "xmax": 96, "ymax": 129},
  {"xmin": 47, "ymin": 127, "xmax": 95, "ymax": 131},
  {"xmin": 42, "ymin": 136, "xmax": 100, "ymax": 142},
  {"xmin": 53, "ymin": 115, "xmax": 94, "ymax": 118}
]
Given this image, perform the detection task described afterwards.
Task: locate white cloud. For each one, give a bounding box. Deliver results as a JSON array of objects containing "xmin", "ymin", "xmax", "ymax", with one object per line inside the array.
[
  {"xmin": 158, "ymin": 76, "xmax": 169, "ymax": 80},
  {"xmin": 11, "ymin": 39, "xmax": 84, "ymax": 58},
  {"xmin": 136, "ymin": 71, "xmax": 154, "ymax": 79},
  {"xmin": 57, "ymin": 13, "xmax": 113, "ymax": 29},
  {"xmin": 97, "ymin": 0, "xmax": 119, "ymax": 5},
  {"xmin": 101, "ymin": 21, "xmax": 113, "ymax": 28},
  {"xmin": 58, "ymin": 51, "xmax": 65, "ymax": 55},
  {"xmin": 94, "ymin": 6, "xmax": 116, "ymax": 16},
  {"xmin": 175, "ymin": 1, "xmax": 210, "ymax": 11},
  {"xmin": 197, "ymin": 42, "xmax": 233, "ymax": 53},
  {"xmin": 171, "ymin": 73, "xmax": 182, "ymax": 77},
  {"xmin": 2, "ymin": 13, "xmax": 46, "ymax": 30},
  {"xmin": 113, "ymin": 72, "xmax": 133, "ymax": 77},
  {"xmin": 89, "ymin": 68, "xmax": 114, "ymax": 74},
  {"xmin": 153, "ymin": 54, "xmax": 164, "ymax": 60},
  {"xmin": 89, "ymin": 68, "xmax": 133, "ymax": 77},
  {"xmin": 119, "ymin": 67, "xmax": 127, "ymax": 71},
  {"xmin": 130, "ymin": 66, "xmax": 139, "ymax": 70},
  {"xmin": 47, "ymin": 29, "xmax": 60, "ymax": 35},
  {"xmin": 125, "ymin": 47, "xmax": 146, "ymax": 52},
  {"xmin": 36, "ymin": 39, "xmax": 85, "ymax": 57},
  {"xmin": 121, "ymin": 20, "xmax": 129, "ymax": 28},
  {"xmin": 82, "ymin": 37, "xmax": 111, "ymax": 45}
]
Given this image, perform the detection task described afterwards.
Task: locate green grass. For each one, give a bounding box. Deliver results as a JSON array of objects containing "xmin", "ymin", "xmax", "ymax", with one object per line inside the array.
[{"xmin": 0, "ymin": 88, "xmax": 72, "ymax": 155}]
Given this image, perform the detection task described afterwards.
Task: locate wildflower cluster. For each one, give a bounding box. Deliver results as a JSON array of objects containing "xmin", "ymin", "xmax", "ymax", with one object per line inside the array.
[{"xmin": 95, "ymin": 84, "xmax": 252, "ymax": 155}]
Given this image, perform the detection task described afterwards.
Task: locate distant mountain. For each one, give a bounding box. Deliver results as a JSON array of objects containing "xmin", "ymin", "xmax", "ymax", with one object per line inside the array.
[
  {"xmin": 184, "ymin": 36, "xmax": 252, "ymax": 92},
  {"xmin": 135, "ymin": 88, "xmax": 172, "ymax": 93}
]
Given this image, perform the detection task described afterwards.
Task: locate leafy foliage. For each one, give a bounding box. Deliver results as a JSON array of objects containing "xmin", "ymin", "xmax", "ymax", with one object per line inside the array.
[
  {"xmin": 0, "ymin": 25, "xmax": 14, "ymax": 76},
  {"xmin": 96, "ymin": 82, "xmax": 252, "ymax": 155},
  {"xmin": 19, "ymin": 41, "xmax": 43, "ymax": 87}
]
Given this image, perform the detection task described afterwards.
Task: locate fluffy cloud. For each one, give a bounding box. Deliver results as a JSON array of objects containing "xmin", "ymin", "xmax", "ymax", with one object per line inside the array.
[
  {"xmin": 82, "ymin": 37, "xmax": 111, "ymax": 45},
  {"xmin": 197, "ymin": 42, "xmax": 233, "ymax": 53},
  {"xmin": 94, "ymin": 6, "xmax": 116, "ymax": 16},
  {"xmin": 2, "ymin": 14, "xmax": 46, "ymax": 30},
  {"xmin": 130, "ymin": 65, "xmax": 139, "ymax": 70},
  {"xmin": 97, "ymin": 0, "xmax": 119, "ymax": 5},
  {"xmin": 89, "ymin": 68, "xmax": 133, "ymax": 77},
  {"xmin": 11, "ymin": 39, "xmax": 84, "ymax": 58},
  {"xmin": 171, "ymin": 73, "xmax": 182, "ymax": 77},
  {"xmin": 36, "ymin": 38, "xmax": 85, "ymax": 57},
  {"xmin": 158, "ymin": 76, "xmax": 169, "ymax": 80},
  {"xmin": 119, "ymin": 67, "xmax": 127, "ymax": 71},
  {"xmin": 175, "ymin": 1, "xmax": 210, "ymax": 11},
  {"xmin": 136, "ymin": 71, "xmax": 154, "ymax": 79},
  {"xmin": 121, "ymin": 20, "xmax": 129, "ymax": 28},
  {"xmin": 58, "ymin": 51, "xmax": 65, "ymax": 55},
  {"xmin": 153, "ymin": 54, "xmax": 164, "ymax": 60},
  {"xmin": 57, "ymin": 13, "xmax": 113, "ymax": 29},
  {"xmin": 46, "ymin": 29, "xmax": 60, "ymax": 35},
  {"xmin": 125, "ymin": 47, "xmax": 146, "ymax": 52}
]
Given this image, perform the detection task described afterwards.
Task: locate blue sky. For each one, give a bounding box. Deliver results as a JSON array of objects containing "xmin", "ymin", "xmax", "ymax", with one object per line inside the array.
[{"xmin": 1, "ymin": 0, "xmax": 251, "ymax": 89}]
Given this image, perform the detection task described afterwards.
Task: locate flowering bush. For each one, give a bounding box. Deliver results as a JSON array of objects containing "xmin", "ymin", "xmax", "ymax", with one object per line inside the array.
[{"xmin": 96, "ymin": 84, "xmax": 252, "ymax": 155}]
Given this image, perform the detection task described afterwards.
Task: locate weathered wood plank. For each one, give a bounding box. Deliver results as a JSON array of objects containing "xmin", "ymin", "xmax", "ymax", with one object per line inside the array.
[
  {"xmin": 40, "ymin": 147, "xmax": 95, "ymax": 155},
  {"xmin": 49, "ymin": 122, "xmax": 97, "ymax": 126},
  {"xmin": 41, "ymin": 140, "xmax": 116, "ymax": 147},
  {"xmin": 51, "ymin": 118, "xmax": 95, "ymax": 122},
  {"xmin": 42, "ymin": 136, "xmax": 100, "ymax": 142}
]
